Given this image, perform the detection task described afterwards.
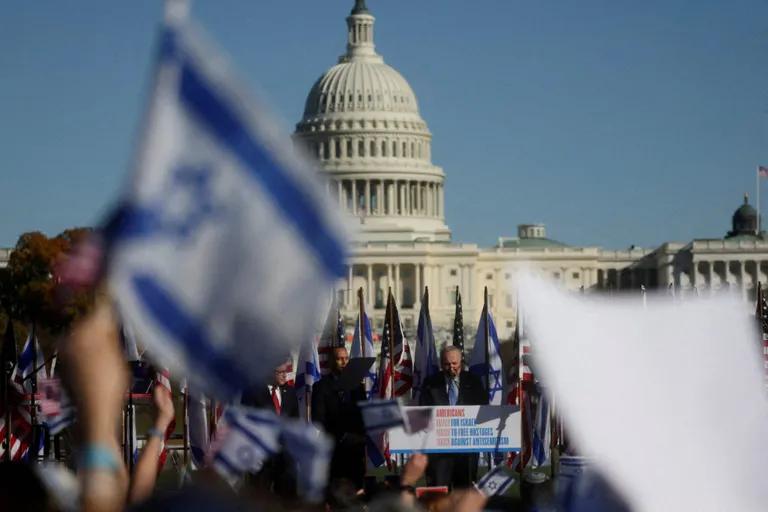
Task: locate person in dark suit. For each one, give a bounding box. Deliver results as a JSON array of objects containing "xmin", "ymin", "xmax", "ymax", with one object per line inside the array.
[
  {"xmin": 419, "ymin": 345, "xmax": 488, "ymax": 489},
  {"xmin": 241, "ymin": 361, "xmax": 298, "ymax": 498},
  {"xmin": 311, "ymin": 346, "xmax": 367, "ymax": 490}
]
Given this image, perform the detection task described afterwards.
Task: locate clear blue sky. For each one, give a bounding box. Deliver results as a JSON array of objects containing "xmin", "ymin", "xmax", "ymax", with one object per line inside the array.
[{"xmin": 2, "ymin": 0, "xmax": 768, "ymax": 249}]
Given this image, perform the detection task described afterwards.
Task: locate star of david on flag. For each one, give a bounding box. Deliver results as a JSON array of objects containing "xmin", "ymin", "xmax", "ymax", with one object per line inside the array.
[
  {"xmin": 469, "ymin": 294, "xmax": 504, "ymax": 405},
  {"xmin": 106, "ymin": 15, "xmax": 348, "ymax": 399}
]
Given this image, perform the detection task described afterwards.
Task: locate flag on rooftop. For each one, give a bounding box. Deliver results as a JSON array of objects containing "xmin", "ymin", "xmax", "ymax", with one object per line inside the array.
[
  {"xmin": 105, "ymin": 11, "xmax": 348, "ymax": 399},
  {"xmin": 469, "ymin": 288, "xmax": 503, "ymax": 405},
  {"xmin": 351, "ymin": 288, "xmax": 377, "ymax": 399},
  {"xmin": 413, "ymin": 287, "xmax": 439, "ymax": 403},
  {"xmin": 759, "ymin": 166, "xmax": 768, "ymax": 178}
]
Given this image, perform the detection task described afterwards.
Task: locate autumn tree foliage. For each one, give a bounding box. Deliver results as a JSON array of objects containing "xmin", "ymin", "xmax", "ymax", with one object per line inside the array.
[{"xmin": 0, "ymin": 228, "xmax": 96, "ymax": 345}]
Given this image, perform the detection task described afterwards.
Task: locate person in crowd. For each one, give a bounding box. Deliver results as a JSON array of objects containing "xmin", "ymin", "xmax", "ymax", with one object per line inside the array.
[
  {"xmin": 311, "ymin": 346, "xmax": 367, "ymax": 491},
  {"xmin": 419, "ymin": 346, "xmax": 487, "ymax": 489},
  {"xmin": 241, "ymin": 360, "xmax": 298, "ymax": 418},
  {"xmin": 241, "ymin": 360, "xmax": 298, "ymax": 498},
  {"xmin": 128, "ymin": 380, "xmax": 176, "ymax": 504}
]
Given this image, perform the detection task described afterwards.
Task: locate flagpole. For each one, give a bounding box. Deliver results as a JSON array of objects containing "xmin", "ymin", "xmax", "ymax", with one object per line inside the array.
[
  {"xmin": 483, "ymin": 287, "xmax": 490, "ymax": 394},
  {"xmin": 358, "ymin": 288, "xmax": 366, "ymax": 359},
  {"xmin": 757, "ymin": 166, "xmax": 761, "ymax": 235},
  {"xmin": 388, "ymin": 289, "xmax": 395, "ymax": 399},
  {"xmin": 29, "ymin": 323, "xmax": 39, "ymax": 462},
  {"xmin": 3, "ymin": 320, "xmax": 13, "ymax": 462}
]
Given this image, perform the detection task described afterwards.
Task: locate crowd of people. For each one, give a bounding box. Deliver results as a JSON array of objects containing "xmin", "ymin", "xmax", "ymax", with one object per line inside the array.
[{"xmin": 0, "ymin": 299, "xmax": 502, "ymax": 512}]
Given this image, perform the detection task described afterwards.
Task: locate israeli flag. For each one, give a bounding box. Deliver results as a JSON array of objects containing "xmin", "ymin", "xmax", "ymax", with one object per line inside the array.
[
  {"xmin": 186, "ymin": 387, "xmax": 209, "ymax": 468},
  {"xmin": 13, "ymin": 328, "xmax": 46, "ymax": 394},
  {"xmin": 350, "ymin": 311, "xmax": 377, "ymax": 399},
  {"xmin": 469, "ymin": 306, "xmax": 504, "ymax": 405},
  {"xmin": 212, "ymin": 407, "xmax": 281, "ymax": 484},
  {"xmin": 281, "ymin": 419, "xmax": 333, "ymax": 503},
  {"xmin": 475, "ymin": 465, "xmax": 516, "ymax": 497},
  {"xmin": 413, "ymin": 289, "xmax": 439, "ymax": 403},
  {"xmin": 106, "ymin": 16, "xmax": 348, "ymax": 399},
  {"xmin": 531, "ymin": 385, "xmax": 551, "ymax": 469},
  {"xmin": 295, "ymin": 339, "xmax": 320, "ymax": 421},
  {"xmin": 358, "ymin": 399, "xmax": 404, "ymax": 432}
]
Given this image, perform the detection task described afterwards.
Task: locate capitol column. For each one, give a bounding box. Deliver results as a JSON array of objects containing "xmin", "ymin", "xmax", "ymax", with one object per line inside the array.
[
  {"xmin": 365, "ymin": 180, "xmax": 371, "ymax": 215},
  {"xmin": 415, "ymin": 263, "xmax": 421, "ymax": 309},
  {"xmin": 399, "ymin": 181, "xmax": 405, "ymax": 216},
  {"xmin": 377, "ymin": 181, "xmax": 384, "ymax": 215},
  {"xmin": 416, "ymin": 182, "xmax": 421, "ymax": 215},
  {"xmin": 352, "ymin": 180, "xmax": 358, "ymax": 215},
  {"xmin": 367, "ymin": 264, "xmax": 374, "ymax": 305},
  {"xmin": 337, "ymin": 180, "xmax": 343, "ymax": 210},
  {"xmin": 395, "ymin": 264, "xmax": 403, "ymax": 306}
]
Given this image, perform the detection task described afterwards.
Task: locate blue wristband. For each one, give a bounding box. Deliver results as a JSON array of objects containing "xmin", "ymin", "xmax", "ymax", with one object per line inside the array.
[{"xmin": 80, "ymin": 444, "xmax": 120, "ymax": 473}]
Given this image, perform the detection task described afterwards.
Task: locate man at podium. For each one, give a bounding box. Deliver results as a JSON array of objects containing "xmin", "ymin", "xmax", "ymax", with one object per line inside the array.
[{"xmin": 419, "ymin": 346, "xmax": 487, "ymax": 488}]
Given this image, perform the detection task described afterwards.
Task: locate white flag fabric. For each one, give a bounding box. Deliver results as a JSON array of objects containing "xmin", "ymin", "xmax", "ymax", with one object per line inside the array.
[
  {"xmin": 281, "ymin": 420, "xmax": 333, "ymax": 503},
  {"xmin": 212, "ymin": 407, "xmax": 281, "ymax": 483},
  {"xmin": 519, "ymin": 276, "xmax": 768, "ymax": 512},
  {"xmin": 12, "ymin": 328, "xmax": 46, "ymax": 393},
  {"xmin": 468, "ymin": 307, "xmax": 504, "ymax": 405},
  {"xmin": 295, "ymin": 339, "xmax": 321, "ymax": 421},
  {"xmin": 351, "ymin": 310, "xmax": 378, "ymax": 399},
  {"xmin": 358, "ymin": 399, "xmax": 404, "ymax": 432},
  {"xmin": 530, "ymin": 384, "xmax": 551, "ymax": 469},
  {"xmin": 475, "ymin": 465, "xmax": 516, "ymax": 497},
  {"xmin": 106, "ymin": 17, "xmax": 348, "ymax": 399},
  {"xmin": 186, "ymin": 388, "xmax": 209, "ymax": 468}
]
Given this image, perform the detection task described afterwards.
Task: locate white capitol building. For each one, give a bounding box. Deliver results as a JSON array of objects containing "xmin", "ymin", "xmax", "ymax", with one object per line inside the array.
[
  {"xmin": 293, "ymin": 0, "xmax": 768, "ymax": 339},
  {"xmin": 2, "ymin": 1, "xmax": 765, "ymax": 340}
]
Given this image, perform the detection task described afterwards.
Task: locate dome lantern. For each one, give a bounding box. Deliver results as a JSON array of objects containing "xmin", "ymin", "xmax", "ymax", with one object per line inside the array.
[{"xmin": 342, "ymin": 0, "xmax": 379, "ymax": 63}]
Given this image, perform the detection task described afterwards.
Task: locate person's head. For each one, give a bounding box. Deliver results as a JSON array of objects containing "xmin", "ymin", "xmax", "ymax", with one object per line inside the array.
[
  {"xmin": 440, "ymin": 346, "xmax": 462, "ymax": 378},
  {"xmin": 331, "ymin": 347, "xmax": 349, "ymax": 375},
  {"xmin": 273, "ymin": 361, "xmax": 291, "ymax": 386}
]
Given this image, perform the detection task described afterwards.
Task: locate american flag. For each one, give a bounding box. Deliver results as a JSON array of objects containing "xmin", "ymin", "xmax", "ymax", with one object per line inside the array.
[
  {"xmin": 452, "ymin": 287, "xmax": 464, "ymax": 359},
  {"xmin": 318, "ymin": 298, "xmax": 346, "ymax": 375},
  {"xmin": 378, "ymin": 291, "xmax": 413, "ymax": 399},
  {"xmin": 759, "ymin": 166, "xmax": 768, "ymax": 178},
  {"xmin": 756, "ymin": 283, "xmax": 768, "ymax": 384}
]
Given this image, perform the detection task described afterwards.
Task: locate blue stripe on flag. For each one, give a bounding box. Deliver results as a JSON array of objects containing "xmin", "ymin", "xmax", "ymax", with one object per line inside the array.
[
  {"xmin": 157, "ymin": 30, "xmax": 345, "ymax": 278},
  {"xmin": 132, "ymin": 273, "xmax": 249, "ymax": 396},
  {"xmin": 227, "ymin": 417, "xmax": 277, "ymax": 455},
  {"xmin": 213, "ymin": 452, "xmax": 241, "ymax": 476}
]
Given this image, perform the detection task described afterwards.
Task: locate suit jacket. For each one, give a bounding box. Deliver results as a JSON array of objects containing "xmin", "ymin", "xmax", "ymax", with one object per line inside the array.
[
  {"xmin": 311, "ymin": 374, "xmax": 366, "ymax": 441},
  {"xmin": 419, "ymin": 370, "xmax": 488, "ymax": 407},
  {"xmin": 241, "ymin": 384, "xmax": 299, "ymax": 418}
]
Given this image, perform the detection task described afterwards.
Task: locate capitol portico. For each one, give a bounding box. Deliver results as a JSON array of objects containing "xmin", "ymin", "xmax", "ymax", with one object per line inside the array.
[{"xmin": 293, "ymin": 1, "xmax": 768, "ymax": 339}]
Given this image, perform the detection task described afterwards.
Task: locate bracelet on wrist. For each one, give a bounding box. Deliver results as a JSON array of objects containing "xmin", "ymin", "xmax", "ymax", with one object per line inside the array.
[
  {"xmin": 80, "ymin": 444, "xmax": 121, "ymax": 473},
  {"xmin": 147, "ymin": 427, "xmax": 165, "ymax": 439}
]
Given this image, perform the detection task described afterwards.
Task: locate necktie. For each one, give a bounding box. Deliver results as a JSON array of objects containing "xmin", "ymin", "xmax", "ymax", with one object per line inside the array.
[
  {"xmin": 271, "ymin": 386, "xmax": 281, "ymax": 415},
  {"xmin": 449, "ymin": 379, "xmax": 458, "ymax": 406}
]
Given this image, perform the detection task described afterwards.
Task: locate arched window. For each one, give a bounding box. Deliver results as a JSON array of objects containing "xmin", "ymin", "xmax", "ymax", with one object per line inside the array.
[
  {"xmin": 370, "ymin": 140, "xmax": 376, "ymax": 157},
  {"xmin": 411, "ymin": 142, "xmax": 415, "ymax": 158},
  {"xmin": 335, "ymin": 139, "xmax": 341, "ymax": 159},
  {"xmin": 347, "ymin": 139, "xmax": 353, "ymax": 157},
  {"xmin": 382, "ymin": 140, "xmax": 388, "ymax": 157},
  {"xmin": 358, "ymin": 140, "xmax": 365, "ymax": 157},
  {"xmin": 322, "ymin": 141, "xmax": 329, "ymax": 160},
  {"xmin": 402, "ymin": 141, "xmax": 407, "ymax": 157},
  {"xmin": 392, "ymin": 141, "xmax": 398, "ymax": 157}
]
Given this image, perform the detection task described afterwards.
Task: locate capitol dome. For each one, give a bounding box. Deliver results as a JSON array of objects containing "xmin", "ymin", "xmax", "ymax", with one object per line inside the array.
[{"xmin": 294, "ymin": 0, "xmax": 450, "ymax": 243}]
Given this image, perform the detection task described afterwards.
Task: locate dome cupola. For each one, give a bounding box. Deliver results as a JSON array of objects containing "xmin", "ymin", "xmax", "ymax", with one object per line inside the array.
[
  {"xmin": 726, "ymin": 193, "xmax": 758, "ymax": 238},
  {"xmin": 294, "ymin": 1, "xmax": 450, "ymax": 244}
]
